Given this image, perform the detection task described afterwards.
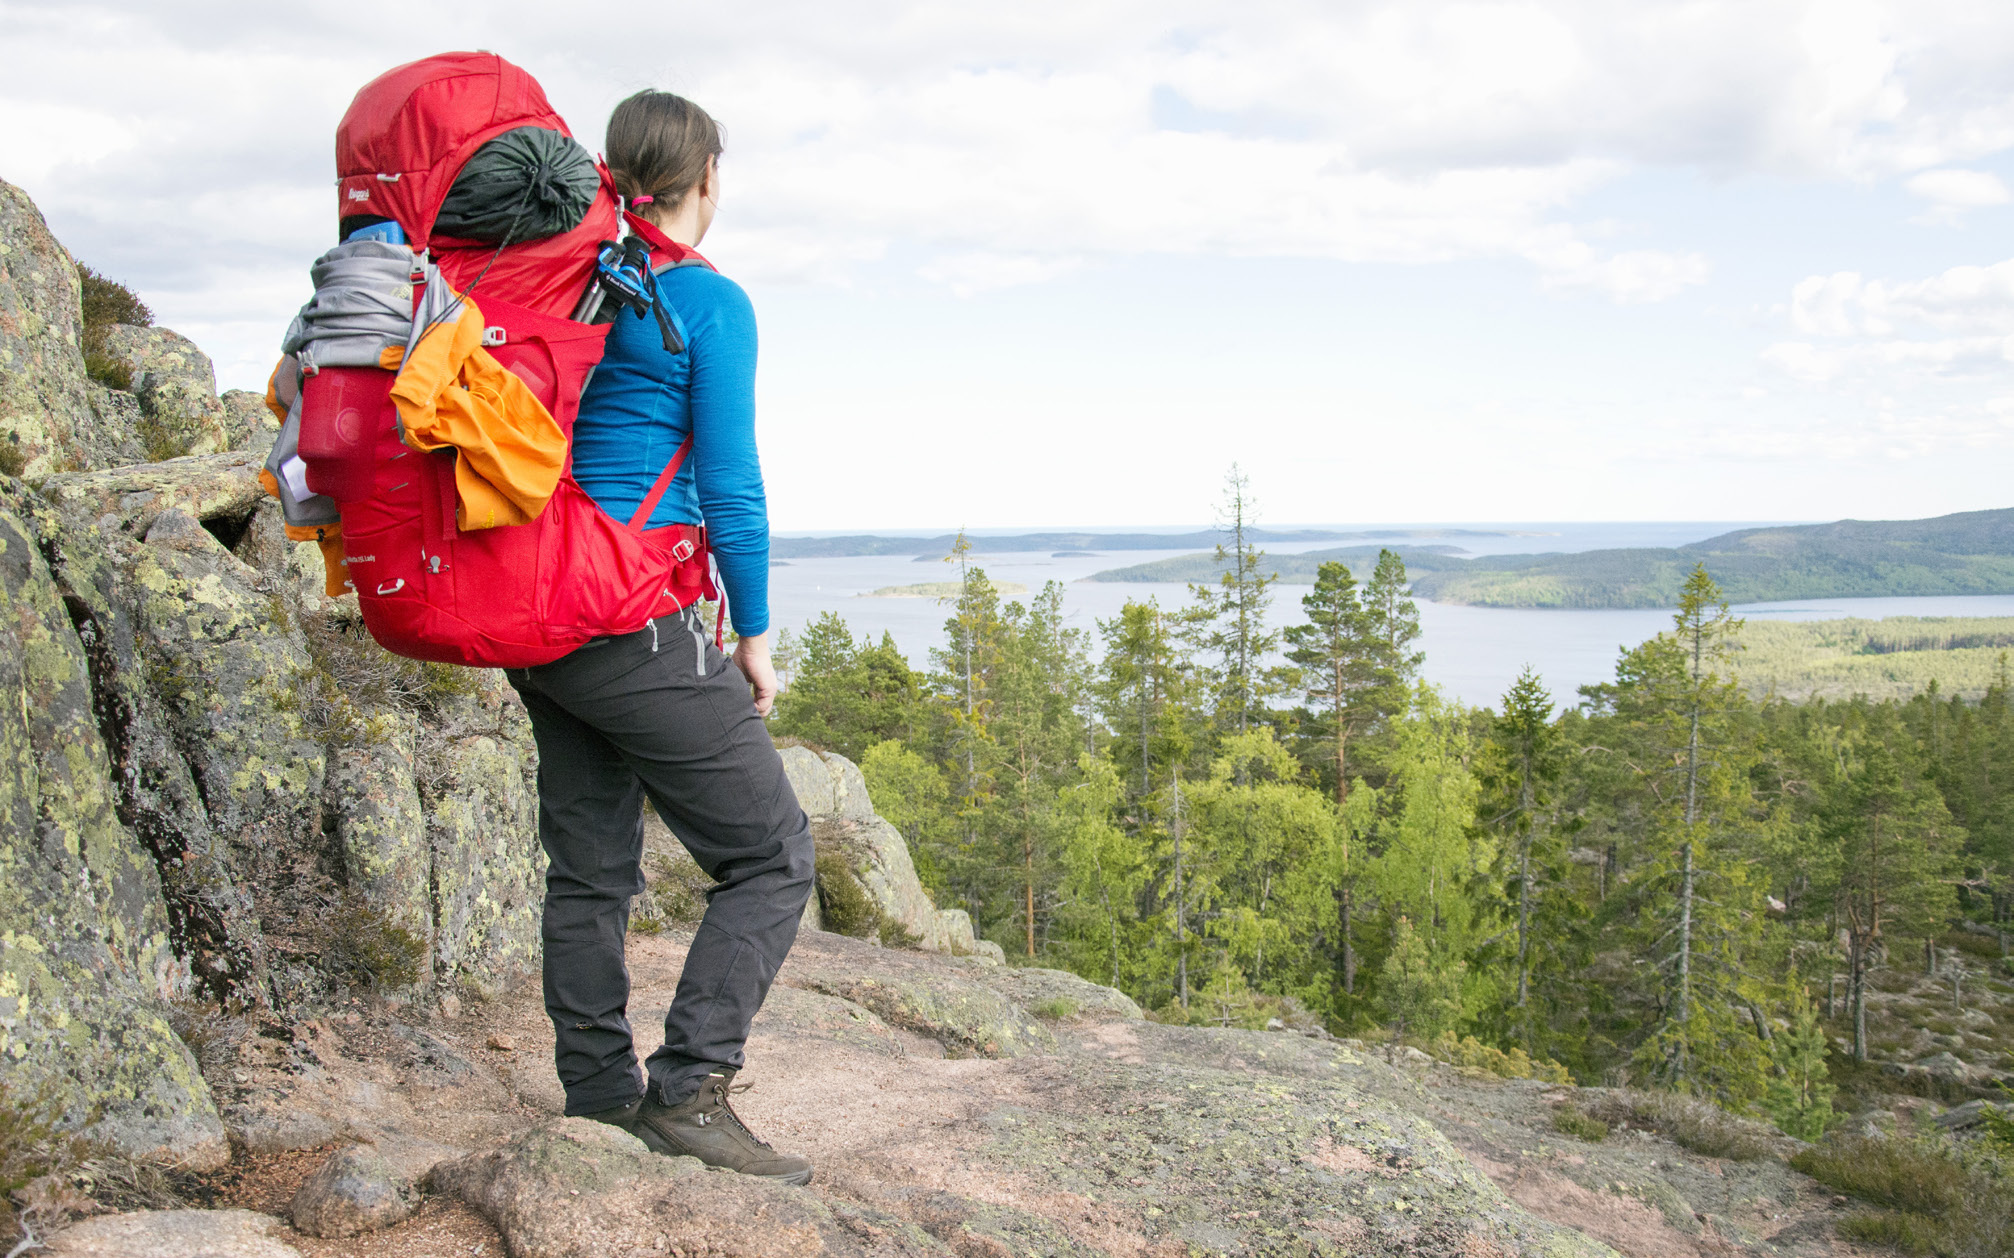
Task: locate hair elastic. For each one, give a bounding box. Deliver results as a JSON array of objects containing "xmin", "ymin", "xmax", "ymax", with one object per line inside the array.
[{"xmin": 631, "ymin": 195, "xmax": 654, "ymax": 207}]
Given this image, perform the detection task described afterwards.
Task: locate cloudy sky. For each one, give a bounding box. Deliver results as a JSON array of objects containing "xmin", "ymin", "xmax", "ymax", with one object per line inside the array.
[{"xmin": 4, "ymin": 1, "xmax": 2013, "ymax": 530}]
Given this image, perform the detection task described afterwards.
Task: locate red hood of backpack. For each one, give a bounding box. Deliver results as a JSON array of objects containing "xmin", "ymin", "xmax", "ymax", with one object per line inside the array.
[{"xmin": 336, "ymin": 52, "xmax": 618, "ymax": 317}]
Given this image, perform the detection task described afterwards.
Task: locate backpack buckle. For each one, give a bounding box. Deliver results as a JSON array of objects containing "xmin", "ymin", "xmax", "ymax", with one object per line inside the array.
[
  {"xmin": 670, "ymin": 538, "xmax": 695, "ymax": 563},
  {"xmin": 481, "ymin": 326, "xmax": 507, "ymax": 347}
]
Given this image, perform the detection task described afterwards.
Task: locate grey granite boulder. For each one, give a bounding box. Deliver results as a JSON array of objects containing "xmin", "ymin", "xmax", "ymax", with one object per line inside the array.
[
  {"xmin": 220, "ymin": 387, "xmax": 279, "ymax": 453},
  {"xmin": 46, "ymin": 1209, "xmax": 299, "ymax": 1256},
  {"xmin": 969, "ymin": 963, "xmax": 1143, "ymax": 1020},
  {"xmin": 0, "ymin": 179, "xmax": 141, "ymax": 474},
  {"xmin": 431, "ymin": 1118, "xmax": 872, "ymax": 1258},
  {"xmin": 291, "ymin": 1137, "xmax": 460, "ymax": 1237},
  {"xmin": 794, "ymin": 969, "xmax": 1056, "ymax": 1059},
  {"xmin": 99, "ymin": 324, "xmax": 230, "ymax": 458},
  {"xmin": 780, "ymin": 745, "xmax": 998, "ymax": 960},
  {"xmin": 0, "ymin": 486, "xmax": 228, "ymax": 1168}
]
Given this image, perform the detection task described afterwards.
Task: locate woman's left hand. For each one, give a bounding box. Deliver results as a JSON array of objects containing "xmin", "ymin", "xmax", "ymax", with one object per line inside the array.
[{"xmin": 732, "ymin": 630, "xmax": 778, "ymax": 716}]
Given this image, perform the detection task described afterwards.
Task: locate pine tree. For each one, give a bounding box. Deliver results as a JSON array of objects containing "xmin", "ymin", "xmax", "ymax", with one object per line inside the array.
[
  {"xmin": 770, "ymin": 614, "xmax": 924, "ymax": 758},
  {"xmin": 1361, "ymin": 549, "xmax": 1423, "ymax": 688},
  {"xmin": 986, "ymin": 582, "xmax": 1092, "ymax": 956},
  {"xmin": 1283, "ymin": 561, "xmax": 1376, "ymax": 801}
]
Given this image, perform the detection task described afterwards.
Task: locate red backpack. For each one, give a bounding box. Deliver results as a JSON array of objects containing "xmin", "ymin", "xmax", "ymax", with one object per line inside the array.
[{"xmin": 290, "ymin": 52, "xmax": 713, "ymax": 668}]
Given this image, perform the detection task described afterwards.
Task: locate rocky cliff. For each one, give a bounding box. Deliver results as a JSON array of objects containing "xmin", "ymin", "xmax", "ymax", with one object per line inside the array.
[{"xmin": 0, "ymin": 179, "xmax": 1869, "ymax": 1258}]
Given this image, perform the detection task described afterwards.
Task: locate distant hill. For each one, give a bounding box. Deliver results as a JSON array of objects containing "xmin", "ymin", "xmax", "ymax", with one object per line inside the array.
[
  {"xmin": 769, "ymin": 527, "xmax": 1525, "ymax": 560},
  {"xmin": 1081, "ymin": 545, "xmax": 1467, "ymax": 584},
  {"xmin": 1081, "ymin": 509, "xmax": 2014, "ymax": 608},
  {"xmin": 1411, "ymin": 508, "xmax": 2014, "ymax": 608}
]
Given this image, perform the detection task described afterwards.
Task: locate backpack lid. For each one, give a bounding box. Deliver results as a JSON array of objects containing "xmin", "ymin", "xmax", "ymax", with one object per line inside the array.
[{"xmin": 335, "ymin": 53, "xmax": 619, "ymax": 317}]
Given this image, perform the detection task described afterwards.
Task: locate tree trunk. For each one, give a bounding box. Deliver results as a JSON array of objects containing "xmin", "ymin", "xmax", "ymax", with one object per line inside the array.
[
  {"xmin": 1025, "ymin": 844, "xmax": 1036, "ymax": 958},
  {"xmin": 1850, "ymin": 934, "xmax": 1868, "ymax": 1063},
  {"xmin": 1340, "ymin": 885, "xmax": 1356, "ymax": 995},
  {"xmin": 1172, "ymin": 769, "xmax": 1188, "ymax": 1011},
  {"xmin": 1674, "ymin": 839, "xmax": 1695, "ymax": 1081},
  {"xmin": 1515, "ymin": 849, "xmax": 1532, "ymax": 1011}
]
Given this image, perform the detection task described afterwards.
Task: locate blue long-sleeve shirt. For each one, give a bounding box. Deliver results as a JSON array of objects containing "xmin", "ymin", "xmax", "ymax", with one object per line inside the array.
[{"xmin": 571, "ymin": 265, "xmax": 770, "ymax": 636}]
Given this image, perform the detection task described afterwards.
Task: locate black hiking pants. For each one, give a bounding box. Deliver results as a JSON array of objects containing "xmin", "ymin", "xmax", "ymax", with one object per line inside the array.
[{"xmin": 505, "ymin": 606, "xmax": 814, "ymax": 1116}]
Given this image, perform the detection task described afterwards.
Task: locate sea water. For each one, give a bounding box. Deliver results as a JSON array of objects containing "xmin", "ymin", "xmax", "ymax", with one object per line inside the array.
[{"xmin": 764, "ymin": 523, "xmax": 2014, "ymax": 709}]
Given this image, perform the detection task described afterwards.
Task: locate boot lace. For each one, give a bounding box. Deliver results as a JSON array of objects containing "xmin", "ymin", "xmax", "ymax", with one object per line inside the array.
[{"xmin": 708, "ymin": 1076, "xmax": 773, "ymax": 1149}]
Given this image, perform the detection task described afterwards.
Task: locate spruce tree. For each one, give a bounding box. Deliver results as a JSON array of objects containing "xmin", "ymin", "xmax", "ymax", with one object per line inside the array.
[
  {"xmin": 1478, "ymin": 666, "xmax": 1577, "ymax": 1053},
  {"xmin": 1184, "ymin": 465, "xmax": 1282, "ymax": 739},
  {"xmin": 1613, "ymin": 566, "xmax": 1774, "ymax": 1104},
  {"xmin": 1815, "ymin": 703, "xmax": 1956, "ymax": 1061},
  {"xmin": 1096, "ymin": 599, "xmax": 1197, "ymax": 803},
  {"xmin": 1764, "ymin": 994, "xmax": 1837, "ymax": 1140}
]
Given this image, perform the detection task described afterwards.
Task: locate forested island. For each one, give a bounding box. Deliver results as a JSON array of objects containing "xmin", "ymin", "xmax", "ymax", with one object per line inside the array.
[
  {"xmin": 1087, "ymin": 506, "xmax": 2014, "ymax": 607},
  {"xmin": 767, "ymin": 476, "xmax": 2014, "ymax": 1251}
]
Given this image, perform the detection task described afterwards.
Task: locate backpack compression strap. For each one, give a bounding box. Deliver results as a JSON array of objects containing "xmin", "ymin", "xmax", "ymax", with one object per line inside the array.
[
  {"xmin": 626, "ymin": 434, "xmax": 728, "ymax": 648},
  {"xmin": 626, "ymin": 435, "xmax": 695, "ymax": 531}
]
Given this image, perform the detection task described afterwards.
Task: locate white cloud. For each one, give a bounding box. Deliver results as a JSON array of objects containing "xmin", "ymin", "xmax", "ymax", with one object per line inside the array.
[
  {"xmin": 1765, "ymin": 253, "xmax": 2014, "ymax": 462},
  {"xmin": 3, "ymin": 0, "xmax": 2014, "ymax": 390},
  {"xmin": 1906, "ymin": 168, "xmax": 2012, "ymax": 224}
]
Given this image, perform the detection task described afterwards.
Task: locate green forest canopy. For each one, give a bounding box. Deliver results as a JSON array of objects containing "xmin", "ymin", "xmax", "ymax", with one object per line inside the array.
[{"xmin": 770, "ymin": 479, "xmax": 2014, "ymax": 1147}]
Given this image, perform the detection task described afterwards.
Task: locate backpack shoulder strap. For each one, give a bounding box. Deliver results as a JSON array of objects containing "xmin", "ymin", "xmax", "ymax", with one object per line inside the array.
[{"xmin": 626, "ymin": 435, "xmax": 695, "ymax": 532}]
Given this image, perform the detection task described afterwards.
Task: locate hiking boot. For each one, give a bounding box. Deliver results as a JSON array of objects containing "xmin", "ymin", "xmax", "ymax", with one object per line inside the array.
[
  {"xmin": 581, "ymin": 1097, "xmax": 642, "ymax": 1132},
  {"xmin": 633, "ymin": 1069, "xmax": 813, "ymax": 1185}
]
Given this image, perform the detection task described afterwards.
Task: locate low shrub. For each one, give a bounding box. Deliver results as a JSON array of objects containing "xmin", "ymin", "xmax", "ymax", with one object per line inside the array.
[
  {"xmin": 77, "ymin": 264, "xmax": 151, "ymax": 332},
  {"xmin": 324, "ymin": 897, "xmax": 426, "ymax": 990},
  {"xmin": 0, "ymin": 1079, "xmax": 78, "ymax": 1245},
  {"xmin": 814, "ymin": 849, "xmax": 882, "ymax": 940},
  {"xmin": 1837, "ymin": 1209, "xmax": 1941, "ymax": 1256},
  {"xmin": 0, "ymin": 441, "xmax": 25, "ymax": 480},
  {"xmin": 136, "ymin": 413, "xmax": 192, "ymax": 463},
  {"xmin": 1794, "ymin": 1135, "xmax": 2014, "ymax": 1257},
  {"xmin": 165, "ymin": 1000, "xmax": 250, "ymax": 1077},
  {"xmin": 627, "ymin": 887, "xmax": 667, "ymax": 936},
  {"xmin": 1583, "ymin": 1089, "xmax": 1786, "ymax": 1161},
  {"xmin": 289, "ymin": 609, "xmax": 482, "ymax": 746},
  {"xmin": 1030, "ymin": 997, "xmax": 1080, "ymax": 1021},
  {"xmin": 75, "ymin": 265, "xmax": 151, "ymax": 396},
  {"xmin": 1430, "ymin": 1033, "xmax": 1572, "ymax": 1083},
  {"xmin": 1551, "ymin": 1107, "xmax": 1609, "ymax": 1142},
  {"xmin": 1792, "ymin": 1136, "xmax": 1967, "ymax": 1216},
  {"xmin": 1945, "ymin": 931, "xmax": 2004, "ymax": 960},
  {"xmin": 1149, "ymin": 963, "xmax": 1325, "ymax": 1032},
  {"xmin": 878, "ymin": 918, "xmax": 922, "ymax": 949},
  {"xmin": 644, "ymin": 848, "xmax": 712, "ymax": 926}
]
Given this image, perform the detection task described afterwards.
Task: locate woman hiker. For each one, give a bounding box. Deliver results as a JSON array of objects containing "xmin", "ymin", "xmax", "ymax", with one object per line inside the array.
[{"xmin": 503, "ymin": 89, "xmax": 815, "ymax": 1185}]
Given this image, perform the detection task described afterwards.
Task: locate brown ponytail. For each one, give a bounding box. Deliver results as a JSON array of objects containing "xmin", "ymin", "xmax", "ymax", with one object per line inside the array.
[{"xmin": 605, "ymin": 90, "xmax": 724, "ymax": 214}]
